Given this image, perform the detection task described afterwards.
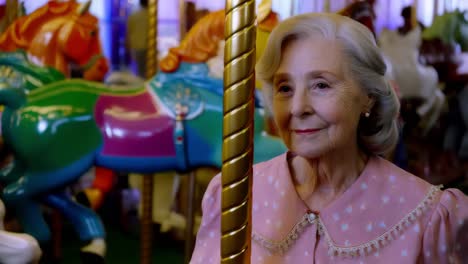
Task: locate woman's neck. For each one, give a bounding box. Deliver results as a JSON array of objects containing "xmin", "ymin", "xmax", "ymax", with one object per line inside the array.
[{"xmin": 289, "ymin": 146, "xmax": 368, "ymax": 207}]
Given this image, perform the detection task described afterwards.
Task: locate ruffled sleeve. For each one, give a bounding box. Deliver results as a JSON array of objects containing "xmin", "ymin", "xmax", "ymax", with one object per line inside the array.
[
  {"xmin": 422, "ymin": 188, "xmax": 468, "ymax": 263},
  {"xmin": 190, "ymin": 174, "xmax": 222, "ymax": 264}
]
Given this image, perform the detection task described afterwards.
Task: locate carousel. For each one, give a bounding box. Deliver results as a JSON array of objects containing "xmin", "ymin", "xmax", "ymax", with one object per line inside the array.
[{"xmin": 0, "ymin": 0, "xmax": 467, "ymax": 263}]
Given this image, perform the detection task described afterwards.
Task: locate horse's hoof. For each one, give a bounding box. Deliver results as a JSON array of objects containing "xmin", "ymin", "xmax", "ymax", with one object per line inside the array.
[{"xmin": 80, "ymin": 251, "xmax": 105, "ymax": 264}]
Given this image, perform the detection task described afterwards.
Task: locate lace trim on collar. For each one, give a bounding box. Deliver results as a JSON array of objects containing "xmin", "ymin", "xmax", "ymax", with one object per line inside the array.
[
  {"xmin": 252, "ymin": 184, "xmax": 443, "ymax": 257},
  {"xmin": 252, "ymin": 210, "xmax": 318, "ymax": 254}
]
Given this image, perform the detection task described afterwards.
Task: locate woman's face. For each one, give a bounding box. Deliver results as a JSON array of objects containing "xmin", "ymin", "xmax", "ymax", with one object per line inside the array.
[{"xmin": 272, "ymin": 36, "xmax": 371, "ymax": 158}]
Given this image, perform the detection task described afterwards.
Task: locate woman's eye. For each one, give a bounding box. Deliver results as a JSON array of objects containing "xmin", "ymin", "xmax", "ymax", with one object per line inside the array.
[
  {"xmin": 315, "ymin": 82, "xmax": 330, "ymax": 89},
  {"xmin": 277, "ymin": 84, "xmax": 292, "ymax": 94}
]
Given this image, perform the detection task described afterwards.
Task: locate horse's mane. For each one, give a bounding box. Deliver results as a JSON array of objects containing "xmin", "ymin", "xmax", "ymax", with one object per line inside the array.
[
  {"xmin": 159, "ymin": 8, "xmax": 279, "ymax": 73},
  {"xmin": 159, "ymin": 10, "xmax": 225, "ymax": 73},
  {"xmin": 0, "ymin": 0, "xmax": 79, "ymax": 51}
]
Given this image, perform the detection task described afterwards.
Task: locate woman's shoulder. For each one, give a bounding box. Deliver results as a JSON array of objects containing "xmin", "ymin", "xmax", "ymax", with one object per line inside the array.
[
  {"xmin": 369, "ymin": 156, "xmax": 468, "ymax": 230},
  {"xmin": 367, "ymin": 156, "xmax": 436, "ymax": 197},
  {"xmin": 420, "ymin": 187, "xmax": 468, "ymax": 262},
  {"xmin": 429, "ymin": 187, "xmax": 468, "ymax": 225}
]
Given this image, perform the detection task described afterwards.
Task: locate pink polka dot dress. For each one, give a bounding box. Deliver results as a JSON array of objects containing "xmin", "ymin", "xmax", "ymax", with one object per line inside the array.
[{"xmin": 191, "ymin": 153, "xmax": 468, "ymax": 263}]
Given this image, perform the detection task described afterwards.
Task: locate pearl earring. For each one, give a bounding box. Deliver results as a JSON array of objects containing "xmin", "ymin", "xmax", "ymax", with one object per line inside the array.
[{"xmin": 365, "ymin": 112, "xmax": 370, "ymax": 118}]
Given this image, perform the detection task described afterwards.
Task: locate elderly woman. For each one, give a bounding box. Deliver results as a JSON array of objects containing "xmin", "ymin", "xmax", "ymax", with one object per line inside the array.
[{"xmin": 190, "ymin": 13, "xmax": 468, "ymax": 263}]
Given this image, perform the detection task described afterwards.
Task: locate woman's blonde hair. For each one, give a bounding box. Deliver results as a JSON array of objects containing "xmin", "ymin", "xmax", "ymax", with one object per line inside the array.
[{"xmin": 256, "ymin": 13, "xmax": 400, "ymax": 156}]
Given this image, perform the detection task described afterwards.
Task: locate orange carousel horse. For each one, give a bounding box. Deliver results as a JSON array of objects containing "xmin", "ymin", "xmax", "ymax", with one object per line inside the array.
[{"xmin": 0, "ymin": 0, "xmax": 108, "ymax": 81}]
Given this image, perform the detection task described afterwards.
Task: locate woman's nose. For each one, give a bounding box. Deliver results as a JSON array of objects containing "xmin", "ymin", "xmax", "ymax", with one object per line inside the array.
[{"xmin": 291, "ymin": 91, "xmax": 313, "ymax": 117}]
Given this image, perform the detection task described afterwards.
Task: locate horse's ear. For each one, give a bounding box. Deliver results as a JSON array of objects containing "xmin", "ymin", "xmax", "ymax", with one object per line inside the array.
[{"xmin": 77, "ymin": 0, "xmax": 92, "ymax": 16}]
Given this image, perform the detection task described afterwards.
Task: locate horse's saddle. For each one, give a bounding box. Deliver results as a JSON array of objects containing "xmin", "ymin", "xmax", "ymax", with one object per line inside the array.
[{"xmin": 95, "ymin": 86, "xmax": 176, "ymax": 157}]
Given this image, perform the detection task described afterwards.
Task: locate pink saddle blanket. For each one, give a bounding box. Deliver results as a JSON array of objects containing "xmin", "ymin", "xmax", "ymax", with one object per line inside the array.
[{"xmin": 94, "ymin": 89, "xmax": 176, "ymax": 157}]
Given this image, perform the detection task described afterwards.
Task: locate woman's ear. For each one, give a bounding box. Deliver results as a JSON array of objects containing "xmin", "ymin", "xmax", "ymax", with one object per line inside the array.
[{"xmin": 364, "ymin": 95, "xmax": 376, "ymax": 113}]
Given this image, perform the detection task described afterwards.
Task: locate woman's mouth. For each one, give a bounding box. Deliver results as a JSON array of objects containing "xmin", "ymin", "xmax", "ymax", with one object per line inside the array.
[{"xmin": 293, "ymin": 128, "xmax": 322, "ymax": 135}]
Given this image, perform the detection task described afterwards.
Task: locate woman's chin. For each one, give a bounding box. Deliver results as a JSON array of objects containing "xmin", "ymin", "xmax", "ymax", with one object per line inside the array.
[{"xmin": 290, "ymin": 147, "xmax": 328, "ymax": 160}]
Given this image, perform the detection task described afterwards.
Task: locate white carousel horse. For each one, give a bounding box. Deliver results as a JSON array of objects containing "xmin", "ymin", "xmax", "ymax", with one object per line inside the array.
[
  {"xmin": 379, "ymin": 26, "xmax": 445, "ymax": 134},
  {"xmin": 0, "ymin": 199, "xmax": 42, "ymax": 264}
]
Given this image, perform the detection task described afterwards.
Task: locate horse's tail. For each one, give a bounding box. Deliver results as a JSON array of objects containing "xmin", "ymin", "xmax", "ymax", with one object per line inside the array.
[{"xmin": 0, "ymin": 88, "xmax": 26, "ymax": 110}]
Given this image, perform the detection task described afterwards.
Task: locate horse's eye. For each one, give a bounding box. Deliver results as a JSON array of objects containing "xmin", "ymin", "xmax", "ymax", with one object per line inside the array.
[{"xmin": 90, "ymin": 31, "xmax": 96, "ymax": 36}]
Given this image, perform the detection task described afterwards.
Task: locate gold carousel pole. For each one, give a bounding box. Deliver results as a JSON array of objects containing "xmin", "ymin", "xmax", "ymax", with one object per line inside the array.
[
  {"xmin": 5, "ymin": 0, "xmax": 18, "ymax": 24},
  {"xmin": 142, "ymin": 0, "xmax": 157, "ymax": 264},
  {"xmin": 412, "ymin": 0, "xmax": 418, "ymax": 28},
  {"xmin": 222, "ymin": 0, "xmax": 256, "ymax": 263},
  {"xmin": 179, "ymin": 0, "xmax": 187, "ymax": 41},
  {"xmin": 324, "ymin": 0, "xmax": 331, "ymax": 12}
]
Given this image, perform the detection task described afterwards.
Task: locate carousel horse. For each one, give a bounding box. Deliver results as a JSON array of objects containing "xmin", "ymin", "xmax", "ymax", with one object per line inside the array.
[
  {"xmin": 0, "ymin": 51, "xmax": 112, "ymax": 210},
  {"xmin": 0, "ymin": 0, "xmax": 114, "ymax": 211},
  {"xmin": 0, "ymin": 0, "xmax": 109, "ymax": 81},
  {"xmin": 0, "ymin": 9, "xmax": 286, "ymax": 262}
]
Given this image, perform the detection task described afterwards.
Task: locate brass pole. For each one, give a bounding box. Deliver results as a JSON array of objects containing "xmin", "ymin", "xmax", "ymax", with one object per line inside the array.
[
  {"xmin": 146, "ymin": 0, "xmax": 158, "ymax": 79},
  {"xmin": 412, "ymin": 0, "xmax": 418, "ymax": 29},
  {"xmin": 324, "ymin": 0, "xmax": 330, "ymax": 12},
  {"xmin": 184, "ymin": 171, "xmax": 196, "ymax": 263},
  {"xmin": 141, "ymin": 0, "xmax": 157, "ymax": 264},
  {"xmin": 5, "ymin": 0, "xmax": 18, "ymax": 25},
  {"xmin": 222, "ymin": 0, "xmax": 256, "ymax": 263},
  {"xmin": 179, "ymin": 0, "xmax": 187, "ymax": 41}
]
